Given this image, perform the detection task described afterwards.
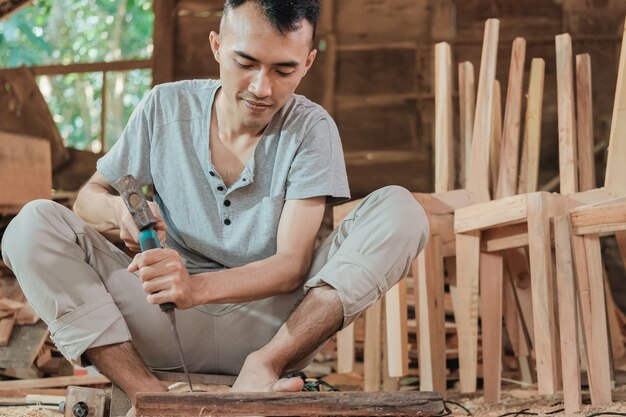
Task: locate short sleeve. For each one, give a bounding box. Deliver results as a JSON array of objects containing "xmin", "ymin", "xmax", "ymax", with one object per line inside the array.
[
  {"xmin": 285, "ymin": 117, "xmax": 350, "ymax": 204},
  {"xmin": 96, "ymin": 89, "xmax": 155, "ymax": 188}
]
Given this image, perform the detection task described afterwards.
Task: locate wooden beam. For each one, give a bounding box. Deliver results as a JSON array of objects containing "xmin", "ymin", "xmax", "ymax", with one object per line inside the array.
[
  {"xmin": 10, "ymin": 59, "xmax": 153, "ymax": 77},
  {"xmin": 454, "ymin": 194, "xmax": 528, "ymax": 234},
  {"xmin": 135, "ymin": 391, "xmax": 445, "ymax": 416}
]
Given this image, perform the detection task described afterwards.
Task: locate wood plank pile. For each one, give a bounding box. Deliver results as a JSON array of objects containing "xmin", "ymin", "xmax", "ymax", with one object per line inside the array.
[
  {"xmin": 0, "ymin": 261, "xmax": 74, "ymax": 381},
  {"xmin": 332, "ymin": 17, "xmax": 626, "ymax": 415}
]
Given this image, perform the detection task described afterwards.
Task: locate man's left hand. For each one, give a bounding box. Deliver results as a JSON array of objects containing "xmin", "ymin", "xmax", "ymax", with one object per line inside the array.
[{"xmin": 127, "ymin": 249, "xmax": 195, "ymax": 309}]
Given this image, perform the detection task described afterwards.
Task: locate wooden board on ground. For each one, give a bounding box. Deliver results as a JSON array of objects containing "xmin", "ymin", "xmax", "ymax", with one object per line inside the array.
[
  {"xmin": 0, "ymin": 320, "xmax": 48, "ymax": 369},
  {"xmin": 135, "ymin": 391, "xmax": 445, "ymax": 417}
]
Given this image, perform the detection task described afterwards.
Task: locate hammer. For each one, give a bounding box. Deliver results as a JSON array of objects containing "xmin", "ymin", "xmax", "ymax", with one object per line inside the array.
[{"xmin": 116, "ymin": 175, "xmax": 194, "ymax": 392}]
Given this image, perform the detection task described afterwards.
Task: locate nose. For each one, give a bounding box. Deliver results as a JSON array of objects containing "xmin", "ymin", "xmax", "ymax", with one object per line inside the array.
[{"xmin": 249, "ymin": 69, "xmax": 272, "ymax": 98}]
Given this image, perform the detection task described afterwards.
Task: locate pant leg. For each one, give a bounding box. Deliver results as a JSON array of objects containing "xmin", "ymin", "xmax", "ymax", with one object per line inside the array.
[
  {"xmin": 305, "ymin": 185, "xmax": 429, "ymax": 327},
  {"xmin": 0, "ymin": 200, "xmax": 215, "ymax": 371}
]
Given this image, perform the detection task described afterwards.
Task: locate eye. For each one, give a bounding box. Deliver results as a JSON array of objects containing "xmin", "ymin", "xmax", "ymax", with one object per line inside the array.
[
  {"xmin": 276, "ymin": 70, "xmax": 294, "ymax": 77},
  {"xmin": 235, "ymin": 61, "xmax": 253, "ymax": 69}
]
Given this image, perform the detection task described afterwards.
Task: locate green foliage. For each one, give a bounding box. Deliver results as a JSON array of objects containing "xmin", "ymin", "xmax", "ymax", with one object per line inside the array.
[{"xmin": 0, "ymin": 0, "xmax": 154, "ymax": 151}]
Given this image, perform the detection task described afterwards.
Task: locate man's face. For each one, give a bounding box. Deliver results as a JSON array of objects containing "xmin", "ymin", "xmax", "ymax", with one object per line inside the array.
[{"xmin": 210, "ymin": 2, "xmax": 317, "ymax": 131}]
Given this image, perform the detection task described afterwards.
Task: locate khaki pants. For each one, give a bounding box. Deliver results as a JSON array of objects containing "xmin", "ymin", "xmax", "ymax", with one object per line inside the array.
[{"xmin": 2, "ymin": 186, "xmax": 428, "ymax": 375}]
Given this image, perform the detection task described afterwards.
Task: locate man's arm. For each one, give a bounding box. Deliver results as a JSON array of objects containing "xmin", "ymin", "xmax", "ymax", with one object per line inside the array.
[
  {"xmin": 74, "ymin": 171, "xmax": 166, "ymax": 251},
  {"xmin": 130, "ymin": 196, "xmax": 326, "ymax": 308}
]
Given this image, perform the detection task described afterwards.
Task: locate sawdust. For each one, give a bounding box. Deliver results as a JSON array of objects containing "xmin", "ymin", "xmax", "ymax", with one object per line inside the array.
[{"xmin": 0, "ymin": 407, "xmax": 60, "ymax": 417}]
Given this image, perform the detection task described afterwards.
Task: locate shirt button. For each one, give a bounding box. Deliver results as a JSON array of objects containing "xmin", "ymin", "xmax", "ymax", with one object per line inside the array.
[
  {"xmin": 217, "ymin": 186, "xmax": 224, "ymax": 191},
  {"xmin": 209, "ymin": 171, "xmax": 215, "ymax": 177},
  {"xmin": 224, "ymin": 219, "xmax": 231, "ymax": 225},
  {"xmin": 242, "ymin": 178, "xmax": 247, "ymax": 182},
  {"xmin": 224, "ymin": 200, "xmax": 231, "ymax": 207}
]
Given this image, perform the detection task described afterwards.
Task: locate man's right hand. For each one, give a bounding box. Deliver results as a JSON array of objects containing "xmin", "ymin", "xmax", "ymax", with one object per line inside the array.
[{"xmin": 115, "ymin": 198, "xmax": 167, "ymax": 252}]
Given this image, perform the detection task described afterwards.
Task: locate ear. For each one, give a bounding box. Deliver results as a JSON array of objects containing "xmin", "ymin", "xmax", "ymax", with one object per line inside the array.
[
  {"xmin": 209, "ymin": 31, "xmax": 221, "ymax": 63},
  {"xmin": 302, "ymin": 48, "xmax": 317, "ymax": 76}
]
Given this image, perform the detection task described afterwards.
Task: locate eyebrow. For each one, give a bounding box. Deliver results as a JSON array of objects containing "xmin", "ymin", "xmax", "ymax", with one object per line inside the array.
[{"xmin": 234, "ymin": 50, "xmax": 299, "ymax": 68}]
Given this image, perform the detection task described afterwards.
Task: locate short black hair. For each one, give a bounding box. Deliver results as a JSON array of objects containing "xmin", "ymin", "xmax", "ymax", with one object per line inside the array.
[{"xmin": 224, "ymin": 0, "xmax": 320, "ymax": 40}]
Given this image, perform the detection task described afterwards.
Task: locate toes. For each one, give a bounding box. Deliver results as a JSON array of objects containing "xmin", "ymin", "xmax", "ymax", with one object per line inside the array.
[{"xmin": 272, "ymin": 376, "xmax": 304, "ymax": 392}]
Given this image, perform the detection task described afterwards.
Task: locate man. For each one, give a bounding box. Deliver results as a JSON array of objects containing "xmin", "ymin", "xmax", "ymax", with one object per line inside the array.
[{"xmin": 2, "ymin": 0, "xmax": 428, "ymax": 410}]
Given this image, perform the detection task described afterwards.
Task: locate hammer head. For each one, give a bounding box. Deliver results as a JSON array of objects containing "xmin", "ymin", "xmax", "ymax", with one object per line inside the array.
[{"xmin": 116, "ymin": 175, "xmax": 157, "ymax": 231}]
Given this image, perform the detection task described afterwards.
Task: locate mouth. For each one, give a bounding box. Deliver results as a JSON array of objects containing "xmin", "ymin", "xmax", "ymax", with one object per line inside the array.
[{"xmin": 243, "ymin": 99, "xmax": 272, "ymax": 113}]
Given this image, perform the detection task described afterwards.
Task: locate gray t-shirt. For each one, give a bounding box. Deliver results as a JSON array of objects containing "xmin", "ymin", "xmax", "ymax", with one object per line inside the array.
[{"xmin": 97, "ymin": 79, "xmax": 350, "ymax": 272}]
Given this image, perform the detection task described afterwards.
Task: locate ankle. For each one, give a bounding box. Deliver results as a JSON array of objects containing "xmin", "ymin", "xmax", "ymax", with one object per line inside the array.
[{"xmin": 245, "ymin": 349, "xmax": 287, "ymax": 377}]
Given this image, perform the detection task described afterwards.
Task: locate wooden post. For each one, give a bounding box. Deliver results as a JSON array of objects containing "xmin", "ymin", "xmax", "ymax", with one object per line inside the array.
[{"xmin": 152, "ymin": 0, "xmax": 176, "ymax": 85}]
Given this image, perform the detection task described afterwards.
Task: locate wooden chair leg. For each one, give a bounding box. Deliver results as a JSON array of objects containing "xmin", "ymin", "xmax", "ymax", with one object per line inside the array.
[
  {"xmin": 336, "ymin": 321, "xmax": 355, "ymax": 374},
  {"xmin": 526, "ymin": 193, "xmax": 558, "ymax": 395},
  {"xmin": 385, "ymin": 279, "xmax": 408, "ymax": 378},
  {"xmin": 570, "ymin": 232, "xmax": 612, "ymax": 405},
  {"xmin": 480, "ymin": 251, "xmax": 504, "ymax": 403},
  {"xmin": 455, "ymin": 231, "xmax": 481, "ymax": 393},
  {"xmin": 554, "ymin": 215, "xmax": 582, "ymax": 414},
  {"xmin": 363, "ymin": 300, "xmax": 383, "ymax": 392},
  {"xmin": 415, "ymin": 236, "xmax": 446, "ymax": 394}
]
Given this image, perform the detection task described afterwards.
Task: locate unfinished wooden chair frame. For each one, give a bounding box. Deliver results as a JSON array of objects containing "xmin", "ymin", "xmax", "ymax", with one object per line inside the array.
[
  {"xmin": 454, "ymin": 26, "xmax": 626, "ymax": 406},
  {"xmin": 333, "ymin": 19, "xmax": 501, "ymax": 394}
]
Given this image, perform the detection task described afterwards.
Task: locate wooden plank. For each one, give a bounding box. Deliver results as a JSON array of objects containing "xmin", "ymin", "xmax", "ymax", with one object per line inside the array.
[
  {"xmin": 467, "ymin": 19, "xmax": 499, "ymax": 203},
  {"xmin": 0, "ymin": 67, "xmax": 68, "ymax": 171},
  {"xmin": 554, "ymin": 216, "xmax": 582, "ymax": 415},
  {"xmin": 455, "ymin": 231, "xmax": 481, "ymax": 393},
  {"xmin": 385, "ymin": 279, "xmax": 408, "ymax": 377},
  {"xmin": 0, "ymin": 374, "xmax": 109, "ymax": 390},
  {"xmin": 136, "ymin": 391, "xmax": 445, "ymax": 416},
  {"xmin": 480, "ymin": 252, "xmax": 504, "ymax": 404},
  {"xmin": 555, "ymin": 33, "xmax": 579, "ymax": 195},
  {"xmin": 434, "ymin": 42, "xmax": 454, "ymax": 193},
  {"xmin": 0, "ymin": 284, "xmax": 24, "ymax": 346},
  {"xmin": 152, "ymin": 0, "xmax": 176, "ymax": 85},
  {"xmin": 496, "ymin": 38, "xmax": 526, "ymax": 199},
  {"xmin": 602, "ymin": 267, "xmax": 626, "ymax": 366},
  {"xmin": 518, "ymin": 58, "xmax": 545, "ymax": 194},
  {"xmin": 458, "ymin": 61, "xmax": 475, "ymax": 188},
  {"xmin": 604, "ymin": 19, "xmax": 626, "ymax": 193},
  {"xmin": 363, "ymin": 299, "xmax": 382, "ymax": 392},
  {"xmin": 576, "ymin": 54, "xmax": 596, "ymax": 192},
  {"xmin": 0, "ymin": 132, "xmax": 52, "ymax": 215},
  {"xmin": 0, "ymin": 321, "xmax": 48, "ymax": 369}
]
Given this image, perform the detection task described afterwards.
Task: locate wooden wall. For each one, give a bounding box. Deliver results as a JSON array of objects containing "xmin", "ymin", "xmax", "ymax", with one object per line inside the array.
[{"xmin": 153, "ymin": 0, "xmax": 626, "ymax": 198}]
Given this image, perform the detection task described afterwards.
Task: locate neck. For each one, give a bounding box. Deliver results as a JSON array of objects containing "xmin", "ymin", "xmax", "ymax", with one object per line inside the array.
[{"xmin": 215, "ymin": 88, "xmax": 265, "ymax": 141}]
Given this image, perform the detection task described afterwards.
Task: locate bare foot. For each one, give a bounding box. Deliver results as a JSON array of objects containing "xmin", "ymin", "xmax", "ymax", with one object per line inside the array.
[{"xmin": 231, "ymin": 352, "xmax": 304, "ymax": 393}]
